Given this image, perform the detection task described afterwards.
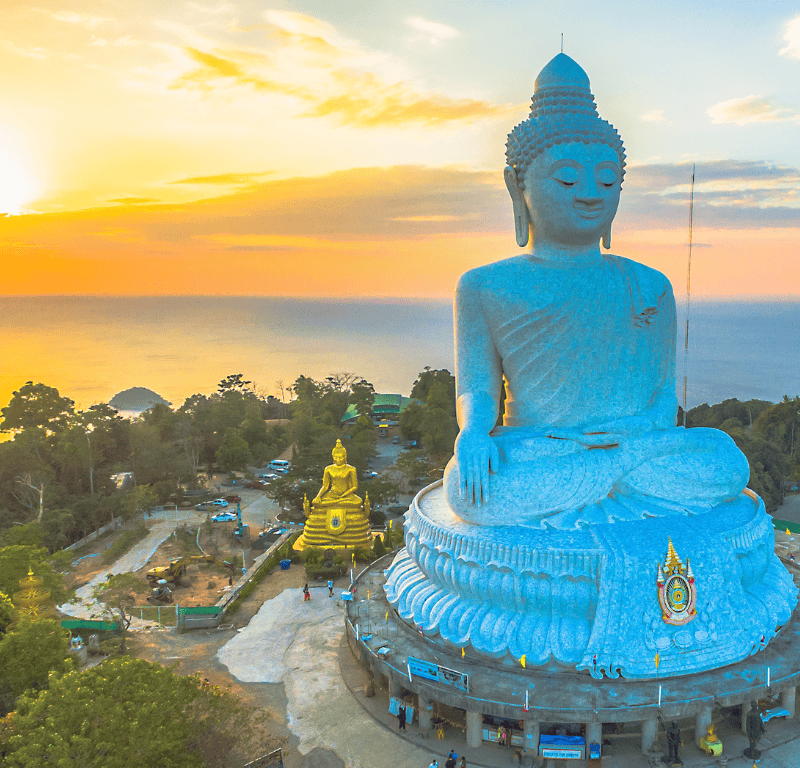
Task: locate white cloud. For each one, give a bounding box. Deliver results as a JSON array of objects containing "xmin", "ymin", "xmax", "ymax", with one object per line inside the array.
[
  {"xmin": 405, "ymin": 16, "xmax": 460, "ymax": 45},
  {"xmin": 51, "ymin": 12, "xmax": 111, "ymax": 29},
  {"xmin": 779, "ymin": 15, "xmax": 800, "ymax": 58},
  {"xmin": 707, "ymin": 95, "xmax": 795, "ymax": 125},
  {"xmin": 0, "ymin": 38, "xmax": 47, "ymax": 59},
  {"xmin": 640, "ymin": 110, "xmax": 664, "ymax": 123}
]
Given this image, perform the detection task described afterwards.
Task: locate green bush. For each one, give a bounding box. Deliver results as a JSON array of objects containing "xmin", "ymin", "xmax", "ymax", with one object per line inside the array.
[
  {"xmin": 300, "ymin": 546, "xmax": 324, "ymax": 565},
  {"xmin": 352, "ymin": 547, "xmax": 374, "ymax": 564},
  {"xmin": 102, "ymin": 525, "xmax": 148, "ymax": 564},
  {"xmin": 305, "ymin": 563, "xmax": 347, "ymax": 580},
  {"xmin": 372, "ymin": 534, "xmax": 386, "ymax": 558}
]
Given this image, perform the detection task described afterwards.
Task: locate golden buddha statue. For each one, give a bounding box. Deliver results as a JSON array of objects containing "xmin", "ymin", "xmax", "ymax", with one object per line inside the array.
[{"xmin": 294, "ymin": 439, "xmax": 373, "ymax": 551}]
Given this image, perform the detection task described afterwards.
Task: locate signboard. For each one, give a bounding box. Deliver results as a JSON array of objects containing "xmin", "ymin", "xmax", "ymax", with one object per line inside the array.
[
  {"xmin": 438, "ymin": 665, "xmax": 469, "ymax": 692},
  {"xmin": 408, "ymin": 656, "xmax": 439, "ymax": 682},
  {"xmin": 540, "ymin": 747, "xmax": 583, "ymax": 760},
  {"xmin": 539, "ymin": 735, "xmax": 585, "ymax": 760}
]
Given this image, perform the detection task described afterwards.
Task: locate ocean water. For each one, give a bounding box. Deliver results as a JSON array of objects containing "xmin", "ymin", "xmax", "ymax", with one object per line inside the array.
[{"xmin": 0, "ymin": 296, "xmax": 797, "ymax": 412}]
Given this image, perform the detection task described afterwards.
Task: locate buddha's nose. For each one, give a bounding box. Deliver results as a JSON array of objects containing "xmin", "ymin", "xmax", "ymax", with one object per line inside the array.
[{"xmin": 575, "ymin": 181, "xmax": 602, "ymax": 204}]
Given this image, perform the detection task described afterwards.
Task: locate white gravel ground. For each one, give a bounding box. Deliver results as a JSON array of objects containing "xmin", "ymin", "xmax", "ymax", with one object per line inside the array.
[{"xmin": 217, "ymin": 588, "xmax": 431, "ymax": 768}]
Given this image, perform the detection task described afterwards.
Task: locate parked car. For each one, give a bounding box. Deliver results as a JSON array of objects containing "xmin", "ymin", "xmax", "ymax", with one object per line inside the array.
[
  {"xmin": 267, "ymin": 460, "xmax": 291, "ymax": 474},
  {"xmin": 362, "ymin": 471, "xmax": 379, "ymax": 480},
  {"xmin": 392, "ymin": 436, "xmax": 400, "ymax": 444},
  {"xmin": 211, "ymin": 511, "xmax": 237, "ymax": 522},
  {"xmin": 209, "ymin": 499, "xmax": 228, "ymax": 507},
  {"xmin": 195, "ymin": 501, "xmax": 211, "ymax": 510},
  {"xmin": 258, "ymin": 473, "xmax": 280, "ymax": 482}
]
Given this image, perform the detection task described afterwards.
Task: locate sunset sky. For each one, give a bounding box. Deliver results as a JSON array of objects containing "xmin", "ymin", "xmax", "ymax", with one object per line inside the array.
[{"xmin": 1, "ymin": 1, "xmax": 799, "ymax": 299}]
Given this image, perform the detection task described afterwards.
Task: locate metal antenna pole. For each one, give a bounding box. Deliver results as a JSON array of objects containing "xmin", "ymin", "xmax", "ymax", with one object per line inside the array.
[
  {"xmin": 682, "ymin": 164, "xmax": 695, "ymax": 425},
  {"xmin": 561, "ymin": 33, "xmax": 564, "ymax": 52}
]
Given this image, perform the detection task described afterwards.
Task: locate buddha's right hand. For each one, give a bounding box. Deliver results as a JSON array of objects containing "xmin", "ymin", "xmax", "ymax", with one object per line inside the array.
[{"xmin": 454, "ymin": 429, "xmax": 500, "ymax": 505}]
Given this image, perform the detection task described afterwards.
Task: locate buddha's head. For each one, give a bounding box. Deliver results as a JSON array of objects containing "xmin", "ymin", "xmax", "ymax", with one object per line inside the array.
[
  {"xmin": 332, "ymin": 439, "xmax": 347, "ymax": 466},
  {"xmin": 505, "ymin": 54, "xmax": 626, "ymax": 249}
]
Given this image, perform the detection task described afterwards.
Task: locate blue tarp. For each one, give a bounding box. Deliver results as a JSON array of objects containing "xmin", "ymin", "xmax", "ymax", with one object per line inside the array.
[{"xmin": 539, "ymin": 735, "xmax": 585, "ymax": 746}]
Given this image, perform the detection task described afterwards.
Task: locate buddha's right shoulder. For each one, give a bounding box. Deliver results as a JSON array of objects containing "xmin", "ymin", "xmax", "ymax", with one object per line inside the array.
[{"xmin": 456, "ymin": 256, "xmax": 527, "ymax": 293}]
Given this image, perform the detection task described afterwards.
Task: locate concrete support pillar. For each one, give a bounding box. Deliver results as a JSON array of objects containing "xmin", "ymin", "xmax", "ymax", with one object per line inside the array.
[
  {"xmin": 741, "ymin": 700, "xmax": 752, "ymax": 734},
  {"xmin": 523, "ymin": 718, "xmax": 540, "ymax": 753},
  {"xmin": 695, "ymin": 705, "xmax": 713, "ymax": 748},
  {"xmin": 418, "ymin": 695, "xmax": 433, "ymax": 731},
  {"xmin": 466, "ymin": 710, "xmax": 483, "ymax": 749},
  {"xmin": 780, "ymin": 686, "xmax": 797, "ymax": 717},
  {"xmin": 389, "ymin": 678, "xmax": 402, "ymax": 698},
  {"xmin": 586, "ymin": 722, "xmax": 602, "ymax": 756},
  {"xmin": 641, "ymin": 718, "xmax": 658, "ymax": 753}
]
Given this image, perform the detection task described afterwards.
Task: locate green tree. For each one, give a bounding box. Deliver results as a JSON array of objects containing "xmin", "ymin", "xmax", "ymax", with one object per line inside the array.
[
  {"xmin": 218, "ymin": 373, "xmax": 252, "ymax": 394},
  {"xmin": 420, "ymin": 382, "xmax": 458, "ymax": 460},
  {"xmin": 0, "ymin": 382, "xmax": 75, "ymax": 434},
  {"xmin": 410, "ymin": 368, "xmax": 456, "ymax": 415},
  {"xmin": 0, "ymin": 617, "xmax": 74, "ymax": 715},
  {"xmin": 349, "ymin": 379, "xmax": 376, "ymax": 422},
  {"xmin": 399, "ymin": 400, "xmax": 425, "ymax": 444},
  {"xmin": 1, "ymin": 656, "xmax": 273, "ymax": 767},
  {"xmin": 215, "ymin": 428, "xmax": 252, "ymax": 472},
  {"xmin": 0, "ymin": 592, "xmax": 13, "ymax": 636},
  {"xmin": 92, "ymin": 572, "xmax": 150, "ymax": 653},
  {"xmin": 115, "ymin": 484, "xmax": 158, "ymax": 522}
]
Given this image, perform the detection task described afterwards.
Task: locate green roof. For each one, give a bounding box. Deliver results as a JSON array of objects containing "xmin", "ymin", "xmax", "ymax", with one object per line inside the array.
[{"xmin": 340, "ymin": 394, "xmax": 419, "ymax": 423}]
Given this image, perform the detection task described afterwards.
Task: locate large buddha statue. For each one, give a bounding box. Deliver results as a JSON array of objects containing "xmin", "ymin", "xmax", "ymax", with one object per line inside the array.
[
  {"xmin": 385, "ymin": 53, "xmax": 796, "ymax": 679},
  {"xmin": 442, "ymin": 53, "xmax": 747, "ymax": 529},
  {"xmin": 294, "ymin": 439, "xmax": 372, "ymax": 551}
]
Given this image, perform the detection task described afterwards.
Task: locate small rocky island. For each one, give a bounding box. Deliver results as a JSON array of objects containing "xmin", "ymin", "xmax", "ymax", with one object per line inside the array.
[{"xmin": 109, "ymin": 387, "xmax": 171, "ymax": 413}]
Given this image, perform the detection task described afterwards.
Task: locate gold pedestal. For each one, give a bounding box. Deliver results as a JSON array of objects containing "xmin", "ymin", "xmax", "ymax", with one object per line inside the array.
[{"xmin": 294, "ymin": 502, "xmax": 373, "ymax": 551}]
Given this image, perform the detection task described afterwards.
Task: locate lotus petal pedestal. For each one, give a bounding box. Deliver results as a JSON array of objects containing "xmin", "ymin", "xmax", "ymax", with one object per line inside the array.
[{"xmin": 385, "ymin": 481, "xmax": 797, "ymax": 679}]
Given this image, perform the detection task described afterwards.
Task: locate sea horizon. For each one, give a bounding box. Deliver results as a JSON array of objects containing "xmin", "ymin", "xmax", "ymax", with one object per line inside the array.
[{"xmin": 1, "ymin": 295, "xmax": 798, "ymax": 415}]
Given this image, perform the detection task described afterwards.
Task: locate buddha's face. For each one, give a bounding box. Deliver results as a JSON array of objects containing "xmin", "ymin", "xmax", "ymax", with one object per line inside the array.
[
  {"xmin": 521, "ymin": 142, "xmax": 621, "ymax": 247},
  {"xmin": 332, "ymin": 449, "xmax": 346, "ymax": 466}
]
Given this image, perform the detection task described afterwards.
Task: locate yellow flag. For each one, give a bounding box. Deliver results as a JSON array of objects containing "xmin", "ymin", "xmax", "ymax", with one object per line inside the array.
[
  {"xmin": 655, "ymin": 652, "xmax": 660, "ymax": 669},
  {"xmin": 389, "ymin": 520, "xmax": 393, "ymax": 529},
  {"xmin": 367, "ymin": 590, "xmax": 370, "ymax": 601},
  {"xmin": 787, "ymin": 528, "xmax": 792, "ymax": 536},
  {"xmin": 352, "ymin": 553, "xmax": 356, "ymax": 563},
  {"xmin": 385, "ymin": 611, "xmax": 389, "ymax": 621},
  {"xmin": 520, "ymin": 655, "xmax": 526, "ymax": 669},
  {"xmin": 461, "ymin": 647, "xmax": 465, "ymax": 658}
]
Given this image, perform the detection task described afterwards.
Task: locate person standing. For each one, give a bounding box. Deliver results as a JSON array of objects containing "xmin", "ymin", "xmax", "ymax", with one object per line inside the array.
[
  {"xmin": 428, "ymin": 760, "xmax": 438, "ymax": 768},
  {"xmin": 398, "ymin": 703, "xmax": 407, "ymax": 731},
  {"xmin": 303, "ymin": 583, "xmax": 311, "ymax": 601},
  {"xmin": 328, "ymin": 578, "xmax": 334, "ymax": 596},
  {"xmin": 459, "ymin": 757, "xmax": 466, "ymax": 768}
]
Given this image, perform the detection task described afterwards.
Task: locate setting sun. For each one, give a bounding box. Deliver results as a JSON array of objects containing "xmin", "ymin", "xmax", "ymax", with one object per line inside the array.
[{"xmin": 0, "ymin": 127, "xmax": 40, "ymax": 215}]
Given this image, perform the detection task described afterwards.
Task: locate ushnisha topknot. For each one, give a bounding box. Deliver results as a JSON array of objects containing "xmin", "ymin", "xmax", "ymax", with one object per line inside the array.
[{"xmin": 506, "ymin": 53, "xmax": 626, "ymax": 189}]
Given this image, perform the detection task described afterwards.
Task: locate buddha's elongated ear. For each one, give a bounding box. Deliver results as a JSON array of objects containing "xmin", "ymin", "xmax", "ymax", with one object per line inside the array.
[
  {"xmin": 504, "ymin": 165, "xmax": 530, "ymax": 248},
  {"xmin": 602, "ymin": 227, "xmax": 611, "ymax": 250}
]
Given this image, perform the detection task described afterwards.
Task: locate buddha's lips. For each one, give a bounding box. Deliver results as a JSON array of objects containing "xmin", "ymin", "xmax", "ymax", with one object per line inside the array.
[{"xmin": 574, "ymin": 207, "xmax": 604, "ymax": 218}]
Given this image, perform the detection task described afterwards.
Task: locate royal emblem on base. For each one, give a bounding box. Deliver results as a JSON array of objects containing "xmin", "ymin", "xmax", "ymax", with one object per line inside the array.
[{"xmin": 657, "ymin": 538, "xmax": 697, "ymax": 626}]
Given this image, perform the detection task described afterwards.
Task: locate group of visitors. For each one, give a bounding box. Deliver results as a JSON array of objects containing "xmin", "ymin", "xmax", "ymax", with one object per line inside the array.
[
  {"xmin": 302, "ymin": 579, "xmax": 336, "ymax": 601},
  {"xmin": 429, "ymin": 751, "xmax": 465, "ymax": 768}
]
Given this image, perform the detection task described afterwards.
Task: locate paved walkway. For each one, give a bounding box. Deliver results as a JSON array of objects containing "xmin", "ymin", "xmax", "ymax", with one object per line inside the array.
[{"xmin": 58, "ymin": 519, "xmax": 177, "ymax": 623}]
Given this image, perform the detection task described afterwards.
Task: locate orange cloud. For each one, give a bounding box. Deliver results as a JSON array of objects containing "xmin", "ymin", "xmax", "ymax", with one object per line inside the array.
[
  {"xmin": 166, "ymin": 14, "xmax": 516, "ymax": 128},
  {"xmin": 2, "ymin": 164, "xmax": 798, "ymax": 299}
]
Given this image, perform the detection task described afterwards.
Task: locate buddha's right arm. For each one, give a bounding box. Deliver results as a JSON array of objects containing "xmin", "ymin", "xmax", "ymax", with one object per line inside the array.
[{"xmin": 452, "ymin": 271, "xmax": 503, "ymax": 503}]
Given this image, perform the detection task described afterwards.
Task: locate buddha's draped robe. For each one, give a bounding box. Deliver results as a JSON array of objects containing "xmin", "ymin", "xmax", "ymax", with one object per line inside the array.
[{"xmin": 443, "ymin": 254, "xmax": 749, "ymax": 528}]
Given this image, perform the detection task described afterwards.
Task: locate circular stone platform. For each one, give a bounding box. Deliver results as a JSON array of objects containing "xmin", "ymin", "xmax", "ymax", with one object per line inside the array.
[
  {"xmin": 346, "ymin": 555, "xmax": 800, "ymax": 736},
  {"xmin": 384, "ymin": 482, "xmax": 797, "ymax": 679}
]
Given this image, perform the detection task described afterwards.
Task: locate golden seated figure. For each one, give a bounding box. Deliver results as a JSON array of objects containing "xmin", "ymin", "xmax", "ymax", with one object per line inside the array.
[{"xmin": 294, "ymin": 439, "xmax": 373, "ymax": 551}]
